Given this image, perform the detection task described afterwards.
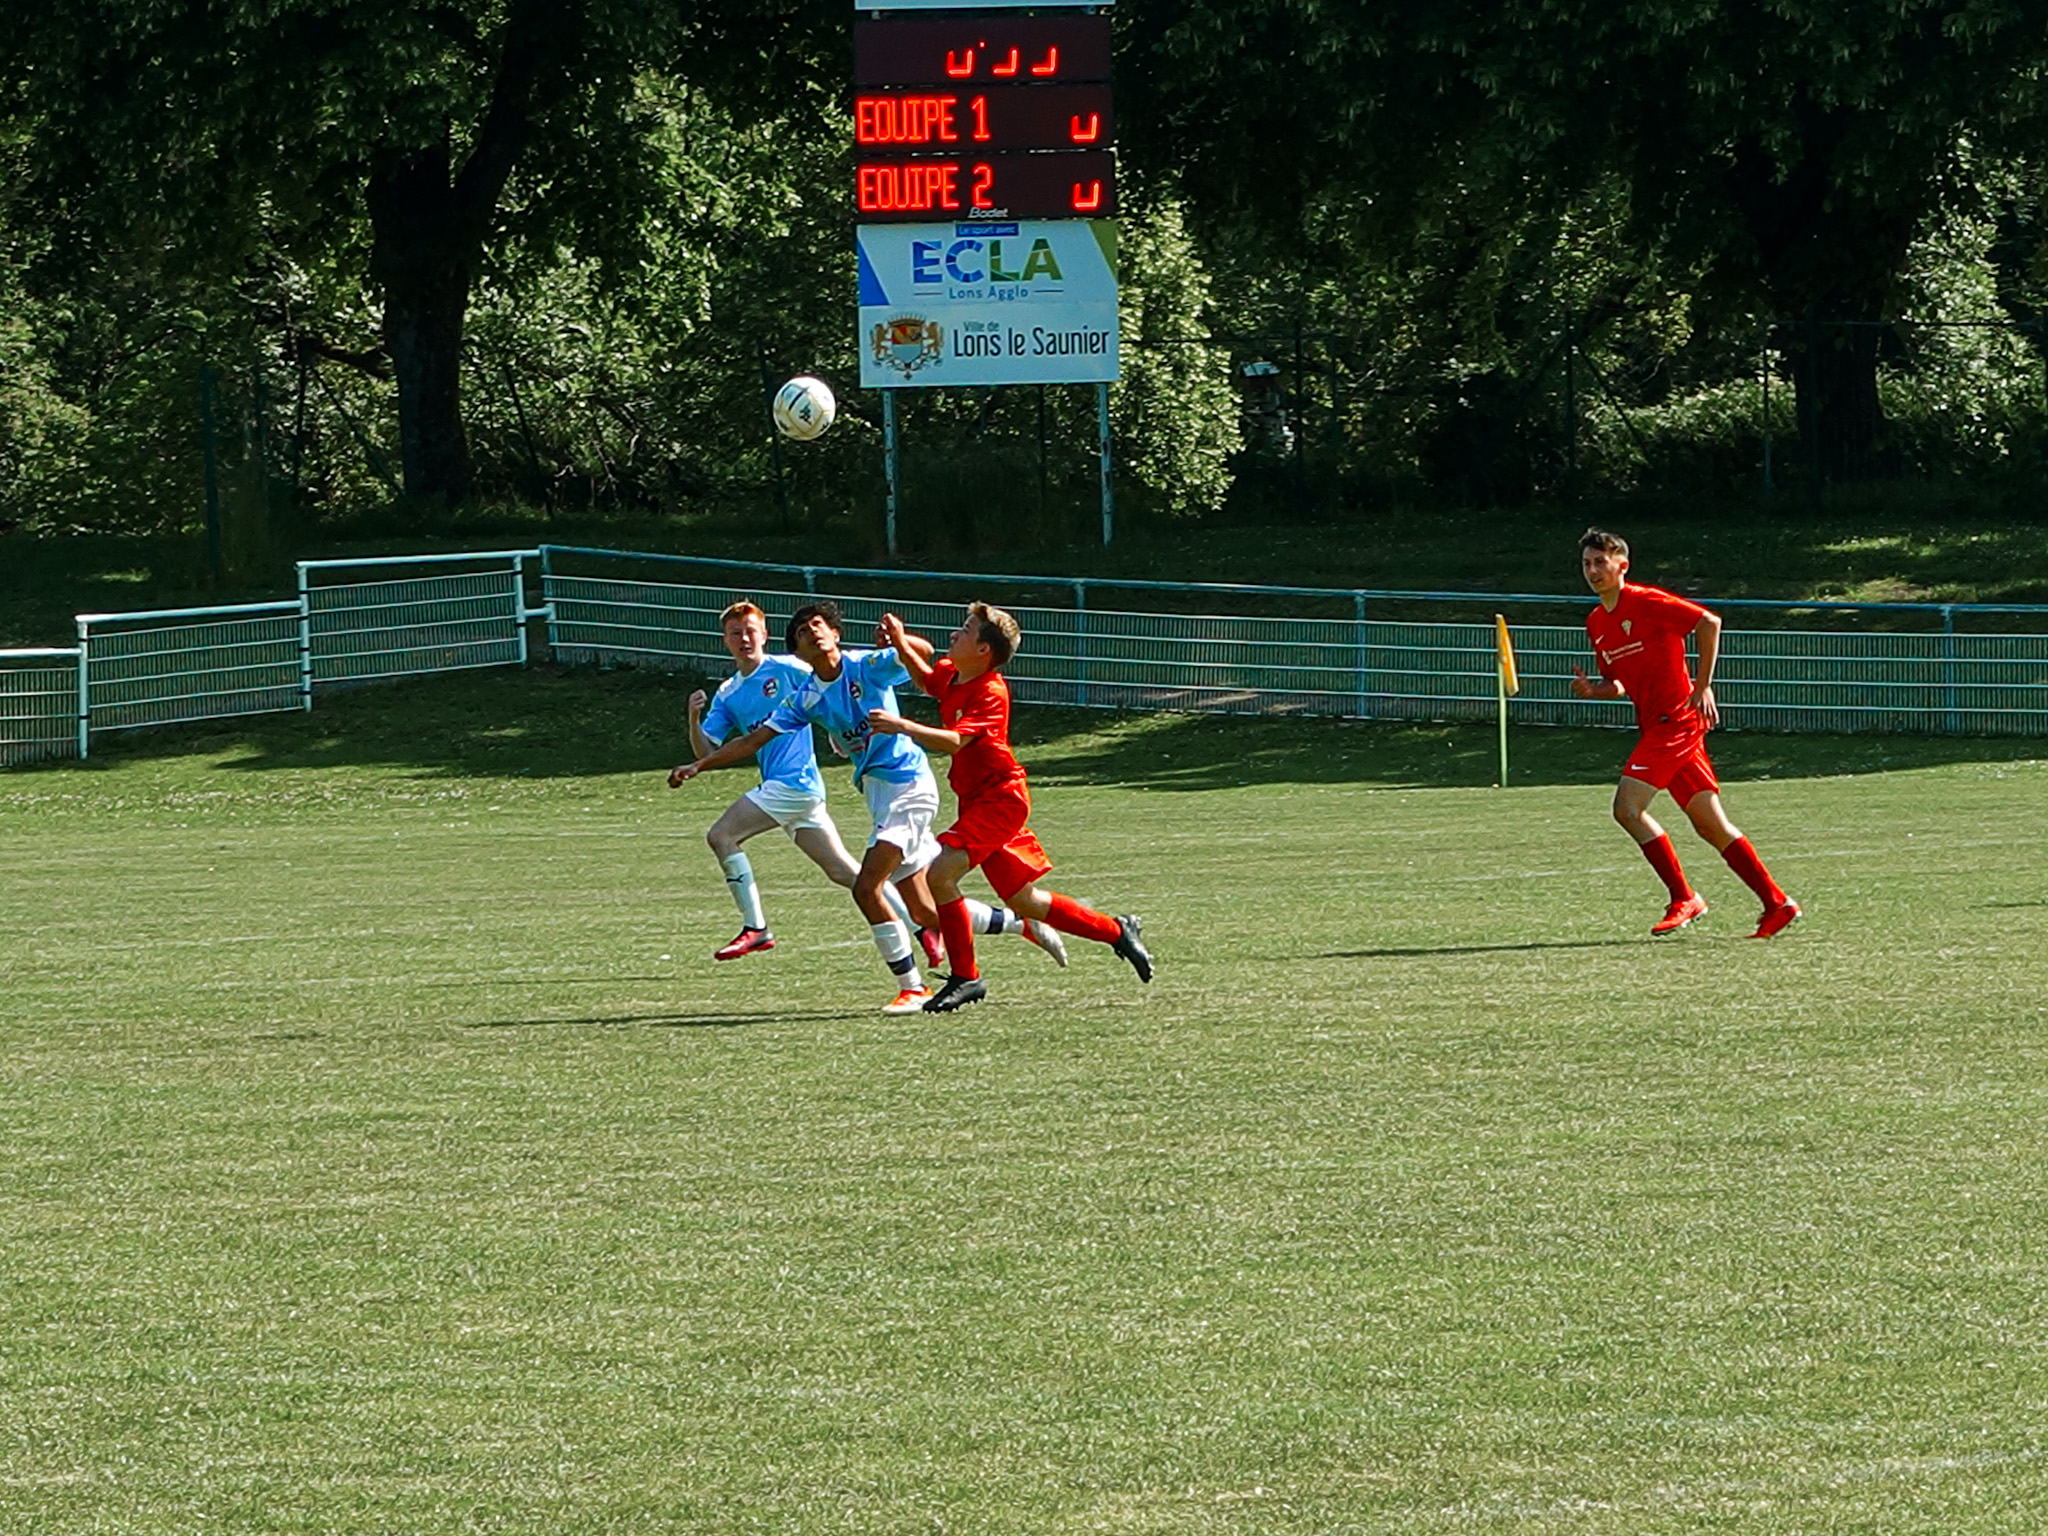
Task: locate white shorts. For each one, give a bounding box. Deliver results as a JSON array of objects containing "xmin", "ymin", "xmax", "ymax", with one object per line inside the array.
[
  {"xmin": 744, "ymin": 780, "xmax": 835, "ymax": 838},
  {"xmin": 861, "ymin": 768, "xmax": 940, "ymax": 878}
]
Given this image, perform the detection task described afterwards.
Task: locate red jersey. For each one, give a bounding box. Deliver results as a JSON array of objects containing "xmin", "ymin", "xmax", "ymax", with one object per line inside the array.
[
  {"xmin": 1586, "ymin": 582, "xmax": 1710, "ymax": 732},
  {"xmin": 921, "ymin": 660, "xmax": 1026, "ymax": 803}
]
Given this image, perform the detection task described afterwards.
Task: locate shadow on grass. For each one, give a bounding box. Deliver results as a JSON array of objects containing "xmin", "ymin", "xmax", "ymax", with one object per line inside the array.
[
  {"xmin": 1314, "ymin": 940, "xmax": 1646, "ymax": 959},
  {"xmin": 466, "ymin": 1008, "xmax": 857, "ymax": 1030},
  {"xmin": 59, "ymin": 662, "xmax": 2046, "ymax": 792}
]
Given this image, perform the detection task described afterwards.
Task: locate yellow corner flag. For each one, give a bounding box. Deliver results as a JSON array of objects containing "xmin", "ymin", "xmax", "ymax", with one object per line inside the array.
[{"xmin": 1494, "ymin": 614, "xmax": 1519, "ymax": 696}]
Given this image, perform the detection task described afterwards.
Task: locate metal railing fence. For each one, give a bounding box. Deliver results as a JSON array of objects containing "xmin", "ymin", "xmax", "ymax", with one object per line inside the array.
[{"xmin": 6, "ymin": 542, "xmax": 2048, "ymax": 769}]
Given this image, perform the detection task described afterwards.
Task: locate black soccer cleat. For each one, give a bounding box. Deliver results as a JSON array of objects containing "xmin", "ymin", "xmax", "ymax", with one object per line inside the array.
[
  {"xmin": 922, "ymin": 974, "xmax": 989, "ymax": 1013},
  {"xmin": 1112, "ymin": 915, "xmax": 1153, "ymax": 983}
]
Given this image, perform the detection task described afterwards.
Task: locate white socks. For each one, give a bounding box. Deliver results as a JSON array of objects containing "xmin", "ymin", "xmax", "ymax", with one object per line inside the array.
[
  {"xmin": 720, "ymin": 853, "xmax": 767, "ymax": 930},
  {"xmin": 869, "ymin": 921, "xmax": 922, "ymax": 990}
]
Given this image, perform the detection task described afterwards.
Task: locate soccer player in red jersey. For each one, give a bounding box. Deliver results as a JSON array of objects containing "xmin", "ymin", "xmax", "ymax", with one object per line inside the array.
[
  {"xmin": 865, "ymin": 603, "xmax": 1154, "ymax": 1012},
  {"xmin": 1570, "ymin": 528, "xmax": 1801, "ymax": 938}
]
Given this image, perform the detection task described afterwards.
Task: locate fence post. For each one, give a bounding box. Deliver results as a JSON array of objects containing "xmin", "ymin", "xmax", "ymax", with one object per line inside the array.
[
  {"xmin": 1942, "ymin": 605, "xmax": 1957, "ymax": 735},
  {"xmin": 1074, "ymin": 580, "xmax": 1089, "ymax": 708},
  {"xmin": 513, "ymin": 554, "xmax": 530, "ymax": 666},
  {"xmin": 1353, "ymin": 592, "xmax": 1369, "ymax": 719},
  {"xmin": 1096, "ymin": 382, "xmax": 1114, "ymax": 547},
  {"xmin": 539, "ymin": 545, "xmax": 558, "ymax": 654},
  {"xmin": 296, "ymin": 562, "xmax": 313, "ymax": 710},
  {"xmin": 75, "ymin": 619, "xmax": 91, "ymax": 760},
  {"xmin": 883, "ymin": 391, "xmax": 901, "ymax": 558}
]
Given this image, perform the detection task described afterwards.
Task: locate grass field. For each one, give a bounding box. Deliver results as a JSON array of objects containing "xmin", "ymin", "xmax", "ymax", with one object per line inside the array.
[{"xmin": 4, "ymin": 670, "xmax": 2047, "ymax": 1533}]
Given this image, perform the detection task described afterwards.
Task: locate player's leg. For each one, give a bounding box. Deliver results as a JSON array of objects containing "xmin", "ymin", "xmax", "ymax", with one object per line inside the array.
[
  {"xmin": 1681, "ymin": 786, "xmax": 1799, "ymax": 937},
  {"xmin": 990, "ymin": 825, "xmax": 1151, "ymax": 983},
  {"xmin": 858, "ymin": 773, "xmax": 947, "ymax": 1012},
  {"xmin": 789, "ymin": 813, "xmax": 923, "ymax": 937},
  {"xmin": 923, "ymin": 845, "xmax": 983, "ymax": 1004},
  {"xmin": 1615, "ymin": 774, "xmax": 1704, "ymax": 934},
  {"xmin": 704, "ymin": 795, "xmax": 780, "ymax": 958}
]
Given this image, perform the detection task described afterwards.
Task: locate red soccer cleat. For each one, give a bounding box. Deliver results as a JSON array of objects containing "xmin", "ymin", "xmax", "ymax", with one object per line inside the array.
[
  {"xmin": 916, "ymin": 926, "xmax": 947, "ymax": 970},
  {"xmin": 713, "ymin": 926, "xmax": 775, "ymax": 961},
  {"xmin": 1650, "ymin": 893, "xmax": 1708, "ymax": 936},
  {"xmin": 1752, "ymin": 901, "xmax": 1802, "ymax": 939}
]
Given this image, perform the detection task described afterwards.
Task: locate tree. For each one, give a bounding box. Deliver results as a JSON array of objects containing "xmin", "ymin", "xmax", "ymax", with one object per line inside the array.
[
  {"xmin": 0, "ymin": 0, "xmax": 836, "ymax": 504},
  {"xmin": 1120, "ymin": 0, "xmax": 2048, "ymax": 481}
]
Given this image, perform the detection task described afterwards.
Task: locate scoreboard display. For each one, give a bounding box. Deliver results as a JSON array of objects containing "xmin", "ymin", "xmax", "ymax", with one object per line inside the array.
[{"xmin": 853, "ymin": 14, "xmax": 1115, "ymax": 221}]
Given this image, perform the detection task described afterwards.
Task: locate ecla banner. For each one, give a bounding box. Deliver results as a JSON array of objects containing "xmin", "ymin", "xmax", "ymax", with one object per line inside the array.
[{"xmin": 857, "ymin": 219, "xmax": 1120, "ymax": 389}]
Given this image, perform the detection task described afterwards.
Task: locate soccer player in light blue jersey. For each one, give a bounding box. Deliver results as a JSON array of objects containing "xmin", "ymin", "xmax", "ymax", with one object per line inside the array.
[
  {"xmin": 671, "ymin": 600, "xmax": 1065, "ymax": 1012},
  {"xmin": 684, "ymin": 601, "xmax": 919, "ymax": 962}
]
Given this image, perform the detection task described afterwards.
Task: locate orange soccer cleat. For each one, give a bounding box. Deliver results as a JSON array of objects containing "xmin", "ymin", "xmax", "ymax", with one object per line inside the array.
[
  {"xmin": 882, "ymin": 986, "xmax": 935, "ymax": 1016},
  {"xmin": 1752, "ymin": 901, "xmax": 1802, "ymax": 939},
  {"xmin": 1650, "ymin": 893, "xmax": 1708, "ymax": 936}
]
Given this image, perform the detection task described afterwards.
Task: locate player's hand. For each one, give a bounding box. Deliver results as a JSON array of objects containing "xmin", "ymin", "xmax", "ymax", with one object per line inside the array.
[
  {"xmin": 865, "ymin": 708, "xmax": 905, "ymax": 735},
  {"xmin": 877, "ymin": 611, "xmax": 908, "ymax": 651},
  {"xmin": 687, "ymin": 689, "xmax": 707, "ymax": 717},
  {"xmin": 1691, "ymin": 683, "xmax": 1720, "ymax": 730},
  {"xmin": 1571, "ymin": 666, "xmax": 1597, "ymax": 699},
  {"xmin": 668, "ymin": 762, "xmax": 704, "ymax": 787}
]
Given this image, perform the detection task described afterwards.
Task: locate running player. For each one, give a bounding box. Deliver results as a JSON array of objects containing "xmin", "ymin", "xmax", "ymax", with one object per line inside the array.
[
  {"xmin": 684, "ymin": 600, "xmax": 921, "ymax": 960},
  {"xmin": 867, "ymin": 604, "xmax": 1154, "ymax": 1012},
  {"xmin": 1570, "ymin": 528, "xmax": 1801, "ymax": 938},
  {"xmin": 671, "ymin": 601, "xmax": 1065, "ymax": 1013}
]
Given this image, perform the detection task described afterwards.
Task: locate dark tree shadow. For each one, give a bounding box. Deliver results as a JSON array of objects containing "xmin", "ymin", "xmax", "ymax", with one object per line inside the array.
[{"xmin": 62, "ymin": 665, "xmax": 2046, "ymax": 792}]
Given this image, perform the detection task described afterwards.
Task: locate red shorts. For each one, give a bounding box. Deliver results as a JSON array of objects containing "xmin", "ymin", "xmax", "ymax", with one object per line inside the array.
[
  {"xmin": 937, "ymin": 786, "xmax": 1053, "ymax": 899},
  {"xmin": 1621, "ymin": 728, "xmax": 1719, "ymax": 804}
]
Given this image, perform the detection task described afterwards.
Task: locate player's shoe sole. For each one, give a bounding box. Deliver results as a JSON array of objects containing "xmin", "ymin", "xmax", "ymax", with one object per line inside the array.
[
  {"xmin": 916, "ymin": 926, "xmax": 947, "ymax": 970},
  {"xmin": 1112, "ymin": 915, "xmax": 1154, "ymax": 982},
  {"xmin": 882, "ymin": 986, "xmax": 935, "ymax": 1015},
  {"xmin": 714, "ymin": 927, "xmax": 775, "ymax": 961},
  {"xmin": 1023, "ymin": 918, "xmax": 1069, "ymax": 968},
  {"xmin": 1751, "ymin": 901, "xmax": 1801, "ymax": 939},
  {"xmin": 1650, "ymin": 894, "xmax": 1707, "ymax": 936},
  {"xmin": 923, "ymin": 975, "xmax": 988, "ymax": 1013}
]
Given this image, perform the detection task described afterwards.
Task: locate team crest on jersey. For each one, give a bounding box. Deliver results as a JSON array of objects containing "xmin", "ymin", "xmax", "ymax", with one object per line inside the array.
[
  {"xmin": 763, "ymin": 679, "xmax": 778, "ymax": 698},
  {"xmin": 1621, "ymin": 620, "xmax": 1633, "ymax": 635},
  {"xmin": 850, "ymin": 680, "xmax": 864, "ymax": 701}
]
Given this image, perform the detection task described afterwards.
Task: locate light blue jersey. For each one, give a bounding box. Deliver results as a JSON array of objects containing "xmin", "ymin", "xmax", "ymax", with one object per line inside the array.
[
  {"xmin": 701, "ymin": 654, "xmax": 826, "ymax": 798},
  {"xmin": 766, "ymin": 646, "xmax": 929, "ymax": 787}
]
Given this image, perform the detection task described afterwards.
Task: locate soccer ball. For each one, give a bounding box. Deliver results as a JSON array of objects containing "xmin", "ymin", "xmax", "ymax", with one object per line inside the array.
[{"xmin": 772, "ymin": 375, "xmax": 837, "ymax": 442}]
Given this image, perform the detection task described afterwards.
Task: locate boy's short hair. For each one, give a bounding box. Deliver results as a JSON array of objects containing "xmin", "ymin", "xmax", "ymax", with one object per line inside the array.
[
  {"xmin": 966, "ymin": 602, "xmax": 1021, "ymax": 668},
  {"xmin": 719, "ymin": 601, "xmax": 766, "ymax": 630},
  {"xmin": 784, "ymin": 600, "xmax": 843, "ymax": 651},
  {"xmin": 1579, "ymin": 527, "xmax": 1629, "ymax": 559}
]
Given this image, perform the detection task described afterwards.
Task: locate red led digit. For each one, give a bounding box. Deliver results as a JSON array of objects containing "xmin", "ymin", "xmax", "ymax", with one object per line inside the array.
[
  {"xmin": 945, "ymin": 48, "xmax": 974, "ymax": 77},
  {"xmin": 1071, "ymin": 180, "xmax": 1103, "ymax": 211},
  {"xmin": 992, "ymin": 48, "xmax": 1020, "ymax": 77},
  {"xmin": 1030, "ymin": 47, "xmax": 1059, "ymax": 77},
  {"xmin": 971, "ymin": 163, "xmax": 995, "ymax": 209},
  {"xmin": 1069, "ymin": 113, "xmax": 1100, "ymax": 143},
  {"xmin": 971, "ymin": 96, "xmax": 990, "ymax": 141}
]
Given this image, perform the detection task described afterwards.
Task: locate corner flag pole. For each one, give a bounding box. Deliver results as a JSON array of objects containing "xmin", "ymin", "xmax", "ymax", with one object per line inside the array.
[{"xmin": 1495, "ymin": 614, "xmax": 1519, "ymax": 786}]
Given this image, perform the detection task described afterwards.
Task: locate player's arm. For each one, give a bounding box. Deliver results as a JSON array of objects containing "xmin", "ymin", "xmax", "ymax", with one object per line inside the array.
[
  {"xmin": 1571, "ymin": 665, "xmax": 1625, "ymax": 701},
  {"xmin": 687, "ymin": 689, "xmax": 717, "ymax": 760},
  {"xmin": 1689, "ymin": 610, "xmax": 1723, "ymax": 728},
  {"xmin": 669, "ymin": 722, "xmax": 776, "ymax": 786},
  {"xmin": 877, "ymin": 612, "xmax": 935, "ymax": 689},
  {"xmin": 866, "ymin": 708, "xmax": 966, "ymax": 755}
]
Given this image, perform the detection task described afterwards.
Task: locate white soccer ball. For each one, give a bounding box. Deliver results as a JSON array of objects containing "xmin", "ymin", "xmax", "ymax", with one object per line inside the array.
[{"xmin": 772, "ymin": 375, "xmax": 837, "ymax": 442}]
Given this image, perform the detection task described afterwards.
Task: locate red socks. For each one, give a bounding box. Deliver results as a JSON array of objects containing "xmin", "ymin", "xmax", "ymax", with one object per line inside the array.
[
  {"xmin": 1720, "ymin": 836, "xmax": 1787, "ymax": 907},
  {"xmin": 1639, "ymin": 833, "xmax": 1692, "ymax": 902},
  {"xmin": 1039, "ymin": 891, "xmax": 1123, "ymax": 945},
  {"xmin": 937, "ymin": 898, "xmax": 979, "ymax": 980}
]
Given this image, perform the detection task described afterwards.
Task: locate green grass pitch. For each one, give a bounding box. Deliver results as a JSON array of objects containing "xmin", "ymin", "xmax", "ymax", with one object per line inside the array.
[{"xmin": 3, "ymin": 669, "xmax": 2045, "ymax": 1533}]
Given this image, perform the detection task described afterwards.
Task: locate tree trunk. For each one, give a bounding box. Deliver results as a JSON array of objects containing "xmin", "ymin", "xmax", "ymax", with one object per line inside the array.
[
  {"xmin": 369, "ymin": 146, "xmax": 478, "ymax": 504},
  {"xmin": 363, "ymin": 0, "xmax": 584, "ymax": 505},
  {"xmin": 1727, "ymin": 101, "xmax": 1926, "ymax": 486}
]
